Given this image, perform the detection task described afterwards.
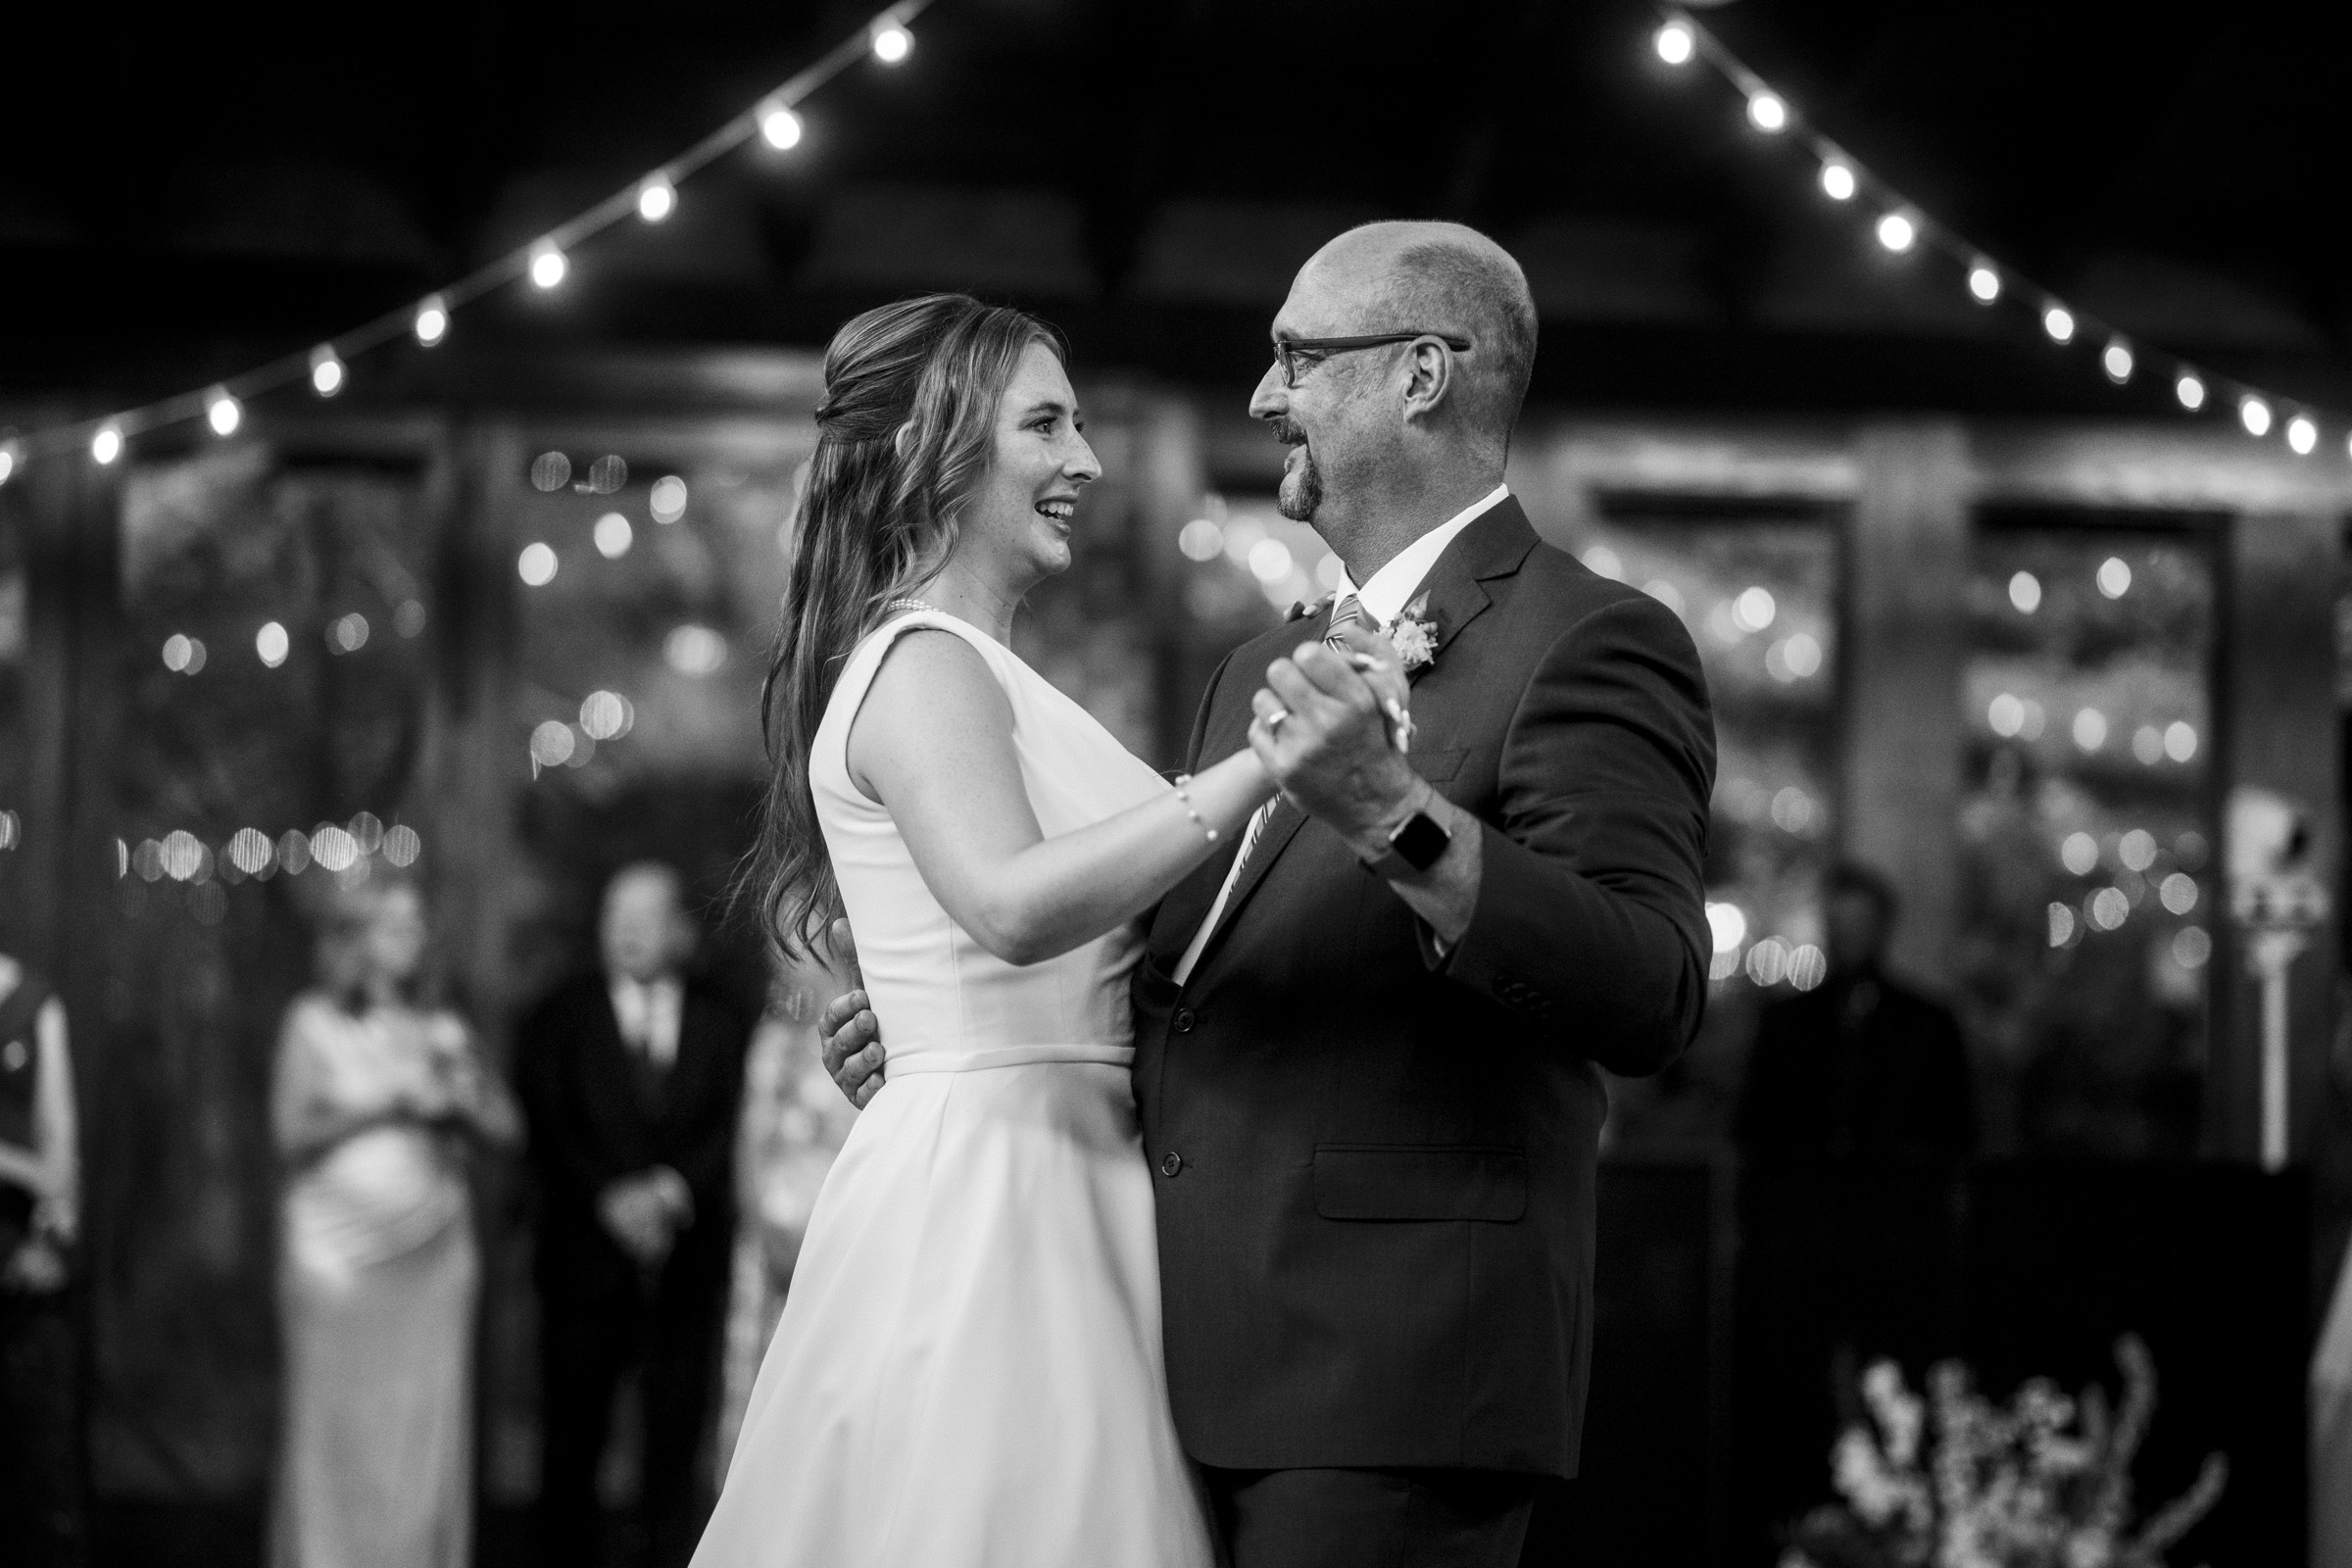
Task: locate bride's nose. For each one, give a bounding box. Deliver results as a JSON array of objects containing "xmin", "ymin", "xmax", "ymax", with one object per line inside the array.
[{"xmin": 1063, "ymin": 433, "xmax": 1102, "ymax": 485}]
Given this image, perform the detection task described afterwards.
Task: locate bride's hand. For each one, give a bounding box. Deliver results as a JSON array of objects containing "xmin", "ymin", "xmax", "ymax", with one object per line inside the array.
[{"xmin": 817, "ymin": 917, "xmax": 886, "ymax": 1108}]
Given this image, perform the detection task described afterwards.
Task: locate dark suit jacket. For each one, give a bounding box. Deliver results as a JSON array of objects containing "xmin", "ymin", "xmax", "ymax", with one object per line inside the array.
[
  {"xmin": 1133, "ymin": 498, "xmax": 1716, "ymax": 1479},
  {"xmin": 1735, "ymin": 967, "xmax": 1976, "ymax": 1165},
  {"xmin": 515, "ymin": 972, "xmax": 751, "ymax": 1302}
]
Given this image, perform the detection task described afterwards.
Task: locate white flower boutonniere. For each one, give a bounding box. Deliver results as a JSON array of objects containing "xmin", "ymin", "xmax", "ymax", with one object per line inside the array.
[{"xmin": 1387, "ymin": 594, "xmax": 1440, "ymax": 673}]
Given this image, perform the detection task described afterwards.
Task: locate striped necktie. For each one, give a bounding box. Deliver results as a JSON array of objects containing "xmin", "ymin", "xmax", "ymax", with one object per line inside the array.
[{"xmin": 1229, "ymin": 593, "xmax": 1363, "ymax": 872}]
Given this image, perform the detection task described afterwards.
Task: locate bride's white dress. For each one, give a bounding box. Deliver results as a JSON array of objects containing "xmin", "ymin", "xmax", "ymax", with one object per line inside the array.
[{"xmin": 693, "ymin": 608, "xmax": 1217, "ymax": 1568}]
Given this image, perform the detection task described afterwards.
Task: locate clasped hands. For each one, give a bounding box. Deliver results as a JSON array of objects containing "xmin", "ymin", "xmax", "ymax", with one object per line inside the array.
[
  {"xmin": 1246, "ymin": 620, "xmax": 1429, "ymax": 859},
  {"xmin": 819, "ymin": 624, "xmax": 1430, "ymax": 1106},
  {"xmin": 598, "ymin": 1166, "xmax": 695, "ymax": 1268}
]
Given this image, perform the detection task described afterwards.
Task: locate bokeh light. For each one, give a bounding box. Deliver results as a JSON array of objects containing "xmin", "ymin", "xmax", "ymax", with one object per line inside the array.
[
  {"xmin": 1178, "ymin": 519, "xmax": 1224, "ymax": 562},
  {"xmin": 91, "ymin": 426, "xmax": 122, "ymax": 465},
  {"xmin": 2159, "ymin": 873, "xmax": 2198, "ymax": 915},
  {"xmin": 1581, "ymin": 545, "xmax": 1623, "ymax": 580},
  {"xmin": 310, "ymin": 824, "xmax": 359, "ymax": 872},
  {"xmin": 2173, "ymin": 926, "xmax": 2212, "ymax": 967},
  {"xmin": 871, "ymin": 22, "xmax": 912, "ymax": 62},
  {"xmin": 637, "ymin": 177, "xmax": 675, "ymax": 222},
  {"xmin": 207, "ymin": 390, "xmax": 241, "ymax": 436},
  {"xmin": 1967, "ymin": 264, "xmax": 2000, "ymax": 303},
  {"xmin": 580, "ymin": 690, "xmax": 635, "ymax": 741},
  {"xmin": 2238, "ymin": 396, "xmax": 2272, "ymax": 437},
  {"xmin": 650, "ymin": 475, "xmax": 688, "ymax": 522},
  {"xmin": 2072, "ymin": 708, "xmax": 2108, "ymax": 752},
  {"xmin": 594, "ymin": 513, "xmax": 634, "ymax": 559},
  {"xmin": 1705, "ymin": 901, "xmax": 1747, "ymax": 955},
  {"xmin": 2118, "ymin": 828, "xmax": 2156, "ymax": 871},
  {"xmin": 2174, "ymin": 372, "xmax": 2205, "ymax": 411},
  {"xmin": 415, "ymin": 296, "xmax": 450, "ymax": 345},
  {"xmin": 1745, "ymin": 92, "xmax": 1788, "ymax": 133},
  {"xmin": 1819, "ymin": 162, "xmax": 1855, "ymax": 201},
  {"xmin": 383, "ymin": 825, "xmax": 422, "ymax": 867},
  {"xmin": 530, "ymin": 451, "xmax": 572, "ymax": 491},
  {"xmin": 529, "ymin": 243, "xmax": 567, "ymax": 289},
  {"xmin": 2286, "ymin": 415, "xmax": 2318, "ymax": 455},
  {"xmin": 2060, "ymin": 832, "xmax": 2099, "ymax": 876},
  {"xmin": 1653, "ymin": 20, "xmax": 1693, "ymax": 64},
  {"xmin": 518, "ymin": 543, "xmax": 559, "ymax": 586},
  {"xmin": 2095, "ymin": 556, "xmax": 2131, "ymax": 598},
  {"xmin": 2008, "ymin": 570, "xmax": 2041, "ymax": 612},
  {"xmin": 2041, "ymin": 306, "xmax": 2075, "ymax": 343},
  {"xmin": 760, "ymin": 105, "xmax": 804, "ymax": 150},
  {"xmin": 2087, "ymin": 886, "xmax": 2131, "ymax": 931},
  {"xmin": 277, "ymin": 829, "xmax": 313, "ymax": 874},
  {"xmin": 1732, "ymin": 585, "xmax": 1776, "ymax": 632},
  {"xmin": 665, "ymin": 624, "xmax": 728, "ymax": 675},
  {"xmin": 2101, "ymin": 341, "xmax": 2133, "ymax": 383},
  {"xmin": 2164, "ymin": 721, "xmax": 2197, "ymax": 761},
  {"xmin": 529, "ymin": 720, "xmax": 576, "ymax": 768},
  {"xmin": 256, "ymin": 621, "xmax": 290, "ymax": 667},
  {"xmin": 2046, "ymin": 903, "xmax": 2077, "ymax": 947},
  {"xmin": 1874, "ymin": 213, "xmax": 1916, "ymax": 253},
  {"xmin": 310, "ymin": 347, "xmax": 345, "ymax": 396}
]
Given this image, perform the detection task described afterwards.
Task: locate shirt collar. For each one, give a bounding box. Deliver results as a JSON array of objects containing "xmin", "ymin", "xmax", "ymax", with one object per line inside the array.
[{"xmin": 1334, "ymin": 483, "xmax": 1509, "ymax": 628}]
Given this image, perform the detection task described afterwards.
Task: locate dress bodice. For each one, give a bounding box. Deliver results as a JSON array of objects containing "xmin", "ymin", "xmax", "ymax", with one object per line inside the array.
[{"xmin": 809, "ymin": 610, "xmax": 1170, "ymax": 1076}]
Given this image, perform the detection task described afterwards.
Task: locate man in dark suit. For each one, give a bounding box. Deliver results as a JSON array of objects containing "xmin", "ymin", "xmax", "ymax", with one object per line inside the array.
[
  {"xmin": 825, "ymin": 221, "xmax": 1714, "ymax": 1565},
  {"xmin": 1735, "ymin": 860, "xmax": 1976, "ymax": 1164},
  {"xmin": 517, "ymin": 862, "xmax": 750, "ymax": 1568}
]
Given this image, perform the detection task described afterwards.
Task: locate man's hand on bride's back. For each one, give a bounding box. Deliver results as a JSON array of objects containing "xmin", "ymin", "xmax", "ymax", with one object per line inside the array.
[{"xmin": 817, "ymin": 916, "xmax": 887, "ymax": 1107}]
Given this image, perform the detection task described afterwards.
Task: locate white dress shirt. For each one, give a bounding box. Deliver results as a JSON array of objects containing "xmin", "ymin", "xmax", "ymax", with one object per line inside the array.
[
  {"xmin": 609, "ymin": 974, "xmax": 684, "ymax": 1070},
  {"xmin": 1169, "ymin": 484, "xmax": 1510, "ymax": 985}
]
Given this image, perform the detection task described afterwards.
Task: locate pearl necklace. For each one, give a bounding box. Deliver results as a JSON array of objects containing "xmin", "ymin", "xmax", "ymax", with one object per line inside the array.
[{"xmin": 885, "ymin": 597, "xmax": 939, "ymax": 615}]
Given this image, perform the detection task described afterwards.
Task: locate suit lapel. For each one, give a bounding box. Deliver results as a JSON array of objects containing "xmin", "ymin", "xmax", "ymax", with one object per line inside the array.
[{"xmin": 1178, "ymin": 499, "xmax": 1541, "ymax": 985}]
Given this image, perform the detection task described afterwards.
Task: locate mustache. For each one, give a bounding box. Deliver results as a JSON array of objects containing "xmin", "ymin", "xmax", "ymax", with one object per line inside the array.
[{"xmin": 1269, "ymin": 416, "xmax": 1309, "ymax": 447}]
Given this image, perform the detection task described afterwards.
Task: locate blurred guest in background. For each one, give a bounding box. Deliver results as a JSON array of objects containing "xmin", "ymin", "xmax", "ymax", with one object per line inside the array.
[
  {"xmin": 714, "ymin": 956, "xmax": 860, "ymax": 1471},
  {"xmin": 518, "ymin": 862, "xmax": 750, "ymax": 1568},
  {"xmin": 1736, "ymin": 860, "xmax": 1976, "ymax": 1165},
  {"xmin": 271, "ymin": 878, "xmax": 518, "ymax": 1568},
  {"xmin": 0, "ymin": 950, "xmax": 82, "ymax": 1568}
]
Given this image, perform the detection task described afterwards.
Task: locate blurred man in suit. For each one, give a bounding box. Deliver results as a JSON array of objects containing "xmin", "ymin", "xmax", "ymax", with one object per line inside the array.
[{"xmin": 518, "ymin": 863, "xmax": 750, "ymax": 1568}]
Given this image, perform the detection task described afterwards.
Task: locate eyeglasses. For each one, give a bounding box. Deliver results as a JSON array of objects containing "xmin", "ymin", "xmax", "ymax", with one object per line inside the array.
[{"xmin": 1271, "ymin": 331, "xmax": 1472, "ymax": 388}]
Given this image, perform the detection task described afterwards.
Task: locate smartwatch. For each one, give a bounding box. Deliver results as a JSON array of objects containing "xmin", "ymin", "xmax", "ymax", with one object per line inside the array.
[{"xmin": 1362, "ymin": 803, "xmax": 1452, "ymax": 880}]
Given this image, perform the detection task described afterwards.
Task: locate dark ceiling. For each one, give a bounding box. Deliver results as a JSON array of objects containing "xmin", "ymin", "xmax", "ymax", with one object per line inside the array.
[{"xmin": 7, "ymin": 0, "xmax": 2348, "ymax": 420}]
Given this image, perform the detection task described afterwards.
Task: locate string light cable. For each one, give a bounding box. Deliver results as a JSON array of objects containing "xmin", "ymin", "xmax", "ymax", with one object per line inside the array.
[
  {"xmin": 1645, "ymin": 6, "xmax": 2345, "ymax": 462},
  {"xmin": 0, "ymin": 0, "xmax": 932, "ymax": 479}
]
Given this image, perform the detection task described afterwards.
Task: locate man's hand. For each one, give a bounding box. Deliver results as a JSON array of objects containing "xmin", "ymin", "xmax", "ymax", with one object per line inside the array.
[
  {"xmin": 817, "ymin": 917, "xmax": 887, "ymax": 1108},
  {"xmin": 598, "ymin": 1171, "xmax": 684, "ymax": 1267},
  {"xmin": 1249, "ymin": 622, "xmax": 1425, "ymax": 857}
]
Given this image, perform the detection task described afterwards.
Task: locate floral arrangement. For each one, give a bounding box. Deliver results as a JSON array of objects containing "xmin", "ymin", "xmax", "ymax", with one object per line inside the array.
[{"xmin": 1782, "ymin": 1337, "xmax": 2227, "ymax": 1568}]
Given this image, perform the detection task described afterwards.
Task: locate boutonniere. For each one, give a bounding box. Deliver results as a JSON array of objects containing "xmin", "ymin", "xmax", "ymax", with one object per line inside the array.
[{"xmin": 1387, "ymin": 594, "xmax": 1440, "ymax": 673}]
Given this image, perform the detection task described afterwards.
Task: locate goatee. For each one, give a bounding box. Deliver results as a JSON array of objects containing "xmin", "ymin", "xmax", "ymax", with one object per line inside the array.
[{"xmin": 1272, "ymin": 418, "xmax": 1321, "ymax": 522}]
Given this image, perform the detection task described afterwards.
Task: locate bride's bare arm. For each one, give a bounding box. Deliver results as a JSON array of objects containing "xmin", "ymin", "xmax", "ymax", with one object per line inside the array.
[{"xmin": 848, "ymin": 630, "xmax": 1271, "ymax": 966}]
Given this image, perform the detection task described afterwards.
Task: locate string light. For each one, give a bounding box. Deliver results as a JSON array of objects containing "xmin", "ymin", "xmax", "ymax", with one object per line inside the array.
[
  {"xmin": 206, "ymin": 389, "xmax": 242, "ymax": 436},
  {"xmin": 760, "ymin": 103, "xmax": 805, "ymax": 150},
  {"xmin": 0, "ymin": 0, "xmax": 935, "ymax": 480},
  {"xmin": 1642, "ymin": 6, "xmax": 2346, "ymax": 462}
]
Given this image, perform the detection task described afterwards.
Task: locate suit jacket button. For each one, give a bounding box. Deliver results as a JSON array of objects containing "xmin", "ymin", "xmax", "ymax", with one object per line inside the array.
[
  {"xmin": 1173, "ymin": 1007, "xmax": 1196, "ymax": 1033},
  {"xmin": 1160, "ymin": 1152, "xmax": 1184, "ymax": 1177}
]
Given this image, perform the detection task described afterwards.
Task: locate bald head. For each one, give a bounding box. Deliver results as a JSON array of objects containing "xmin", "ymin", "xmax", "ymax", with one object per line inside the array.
[{"xmin": 1298, "ymin": 220, "xmax": 1538, "ymax": 460}]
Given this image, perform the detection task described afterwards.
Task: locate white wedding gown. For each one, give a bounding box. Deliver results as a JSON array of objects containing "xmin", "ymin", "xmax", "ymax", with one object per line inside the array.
[{"xmin": 693, "ymin": 608, "xmax": 1216, "ymax": 1568}]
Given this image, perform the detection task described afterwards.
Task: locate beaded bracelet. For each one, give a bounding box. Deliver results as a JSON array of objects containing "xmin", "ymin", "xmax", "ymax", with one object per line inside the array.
[{"xmin": 1171, "ymin": 775, "xmax": 1220, "ymax": 846}]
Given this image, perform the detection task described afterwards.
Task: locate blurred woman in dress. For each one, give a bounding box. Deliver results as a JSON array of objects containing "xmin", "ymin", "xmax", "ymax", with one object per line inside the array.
[
  {"xmin": 0, "ymin": 948, "xmax": 82, "ymax": 1567},
  {"xmin": 270, "ymin": 878, "xmax": 517, "ymax": 1568}
]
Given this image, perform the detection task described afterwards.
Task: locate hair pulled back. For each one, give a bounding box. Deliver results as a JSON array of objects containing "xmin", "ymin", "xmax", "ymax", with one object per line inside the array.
[{"xmin": 755, "ymin": 293, "xmax": 1067, "ymax": 957}]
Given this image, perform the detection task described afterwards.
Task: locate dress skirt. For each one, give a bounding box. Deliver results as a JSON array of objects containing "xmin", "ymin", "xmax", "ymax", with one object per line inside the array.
[
  {"xmin": 273, "ymin": 1209, "xmax": 477, "ymax": 1568},
  {"xmin": 694, "ymin": 1057, "xmax": 1214, "ymax": 1568}
]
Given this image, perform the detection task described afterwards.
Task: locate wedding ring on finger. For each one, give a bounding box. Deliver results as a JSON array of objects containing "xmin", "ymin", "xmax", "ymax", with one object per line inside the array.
[{"xmin": 1263, "ymin": 707, "xmax": 1290, "ymax": 734}]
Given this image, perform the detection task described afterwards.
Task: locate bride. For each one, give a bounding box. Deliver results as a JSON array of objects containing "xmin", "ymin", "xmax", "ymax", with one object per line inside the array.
[{"xmin": 695, "ymin": 294, "xmax": 1406, "ymax": 1566}]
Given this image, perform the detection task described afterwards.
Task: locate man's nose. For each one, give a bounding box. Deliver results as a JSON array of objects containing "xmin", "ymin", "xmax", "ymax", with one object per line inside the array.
[{"xmin": 1248, "ymin": 362, "xmax": 1286, "ymax": 419}]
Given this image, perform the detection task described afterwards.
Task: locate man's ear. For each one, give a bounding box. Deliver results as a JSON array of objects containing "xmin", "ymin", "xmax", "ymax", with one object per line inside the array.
[{"xmin": 1400, "ymin": 340, "xmax": 1453, "ymax": 422}]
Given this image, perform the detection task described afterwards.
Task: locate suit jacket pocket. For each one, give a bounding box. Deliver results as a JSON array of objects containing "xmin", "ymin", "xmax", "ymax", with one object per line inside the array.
[
  {"xmin": 1312, "ymin": 1145, "xmax": 1527, "ymax": 1221},
  {"xmin": 1407, "ymin": 748, "xmax": 1467, "ymax": 783}
]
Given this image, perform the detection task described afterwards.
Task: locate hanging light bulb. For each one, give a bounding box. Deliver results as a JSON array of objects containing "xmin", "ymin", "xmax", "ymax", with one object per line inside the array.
[
  {"xmin": 1874, "ymin": 212, "xmax": 1917, "ymax": 253},
  {"xmin": 637, "ymin": 176, "xmax": 675, "ymax": 223},
  {"xmin": 1818, "ymin": 162, "xmax": 1856, "ymax": 201},
  {"xmin": 2238, "ymin": 394, "xmax": 2272, "ymax": 437},
  {"xmin": 2174, "ymin": 372, "xmax": 2206, "ymax": 411},
  {"xmin": 91, "ymin": 425, "xmax": 122, "ymax": 465},
  {"xmin": 1967, "ymin": 262, "xmax": 2000, "ymax": 303},
  {"xmin": 529, "ymin": 242, "xmax": 567, "ymax": 289},
  {"xmin": 2040, "ymin": 305, "xmax": 2075, "ymax": 343},
  {"xmin": 206, "ymin": 389, "xmax": 242, "ymax": 436},
  {"xmin": 415, "ymin": 294, "xmax": 450, "ymax": 346},
  {"xmin": 309, "ymin": 346, "xmax": 345, "ymax": 396},
  {"xmin": 870, "ymin": 19, "xmax": 913, "ymax": 63},
  {"xmin": 1653, "ymin": 20, "xmax": 1695, "ymax": 65},
  {"xmin": 2286, "ymin": 414, "xmax": 2318, "ymax": 455},
  {"xmin": 1745, "ymin": 92, "xmax": 1788, "ymax": 133},
  {"xmin": 2101, "ymin": 340, "xmax": 2132, "ymax": 383},
  {"xmin": 760, "ymin": 103, "xmax": 804, "ymax": 150}
]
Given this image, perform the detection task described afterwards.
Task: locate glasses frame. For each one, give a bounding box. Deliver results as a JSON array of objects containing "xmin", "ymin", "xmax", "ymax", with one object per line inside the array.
[{"xmin": 1272, "ymin": 331, "xmax": 1473, "ymax": 388}]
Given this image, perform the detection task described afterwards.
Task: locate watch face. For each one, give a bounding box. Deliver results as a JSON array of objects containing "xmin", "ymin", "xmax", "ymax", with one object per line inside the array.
[{"xmin": 1393, "ymin": 811, "xmax": 1451, "ymax": 871}]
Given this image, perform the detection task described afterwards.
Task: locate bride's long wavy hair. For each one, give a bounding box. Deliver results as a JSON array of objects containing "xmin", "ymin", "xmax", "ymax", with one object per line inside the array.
[{"xmin": 755, "ymin": 293, "xmax": 1069, "ymax": 958}]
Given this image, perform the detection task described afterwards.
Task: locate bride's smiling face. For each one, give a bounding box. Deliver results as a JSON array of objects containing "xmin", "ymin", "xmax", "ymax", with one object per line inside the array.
[{"xmin": 956, "ymin": 341, "xmax": 1100, "ymax": 590}]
